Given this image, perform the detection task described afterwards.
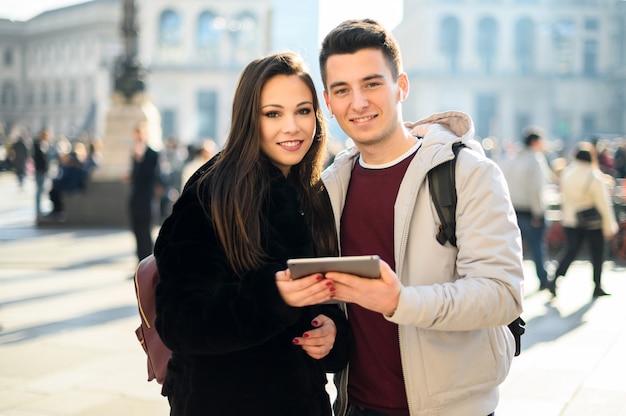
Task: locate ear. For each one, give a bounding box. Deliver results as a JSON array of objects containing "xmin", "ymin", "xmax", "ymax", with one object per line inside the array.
[
  {"xmin": 323, "ymin": 90, "xmax": 331, "ymax": 110},
  {"xmin": 397, "ymin": 73, "xmax": 409, "ymax": 102}
]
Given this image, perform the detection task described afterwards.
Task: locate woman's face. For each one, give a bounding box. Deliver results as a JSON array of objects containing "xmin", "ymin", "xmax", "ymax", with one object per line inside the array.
[{"xmin": 259, "ymin": 74, "xmax": 316, "ymax": 176}]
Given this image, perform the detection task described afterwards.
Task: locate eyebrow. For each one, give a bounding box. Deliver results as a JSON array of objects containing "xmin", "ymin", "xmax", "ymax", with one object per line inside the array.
[
  {"xmin": 328, "ymin": 74, "xmax": 385, "ymax": 90},
  {"xmin": 261, "ymin": 101, "xmax": 314, "ymax": 109}
]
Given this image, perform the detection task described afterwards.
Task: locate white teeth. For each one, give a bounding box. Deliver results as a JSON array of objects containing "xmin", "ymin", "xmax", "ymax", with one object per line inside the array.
[
  {"xmin": 281, "ymin": 141, "xmax": 300, "ymax": 147},
  {"xmin": 353, "ymin": 115, "xmax": 374, "ymax": 123}
]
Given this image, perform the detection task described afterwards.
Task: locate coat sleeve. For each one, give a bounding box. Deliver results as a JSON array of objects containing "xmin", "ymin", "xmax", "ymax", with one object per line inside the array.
[
  {"xmin": 389, "ymin": 150, "xmax": 525, "ymax": 330},
  {"xmin": 153, "ymin": 188, "xmax": 302, "ymax": 355}
]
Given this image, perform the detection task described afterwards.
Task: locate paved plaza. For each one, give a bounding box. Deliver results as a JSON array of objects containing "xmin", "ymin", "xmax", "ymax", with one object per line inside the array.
[{"xmin": 1, "ymin": 171, "xmax": 625, "ymax": 415}]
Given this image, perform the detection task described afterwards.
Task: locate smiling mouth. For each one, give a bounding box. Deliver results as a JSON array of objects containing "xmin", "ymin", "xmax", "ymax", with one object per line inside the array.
[
  {"xmin": 279, "ymin": 140, "xmax": 303, "ymax": 148},
  {"xmin": 351, "ymin": 115, "xmax": 377, "ymax": 123}
]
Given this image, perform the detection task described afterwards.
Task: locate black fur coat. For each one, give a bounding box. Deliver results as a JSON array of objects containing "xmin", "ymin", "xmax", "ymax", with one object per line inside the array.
[{"xmin": 154, "ymin": 162, "xmax": 349, "ymax": 416}]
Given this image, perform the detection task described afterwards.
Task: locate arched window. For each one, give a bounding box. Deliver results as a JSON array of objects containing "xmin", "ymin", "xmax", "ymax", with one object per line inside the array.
[
  {"xmin": 439, "ymin": 16, "xmax": 461, "ymax": 73},
  {"xmin": 515, "ymin": 17, "xmax": 535, "ymax": 74},
  {"xmin": 230, "ymin": 11, "xmax": 258, "ymax": 65},
  {"xmin": 159, "ymin": 9, "xmax": 182, "ymax": 46},
  {"xmin": 197, "ymin": 11, "xmax": 222, "ymax": 47},
  {"xmin": 476, "ymin": 16, "xmax": 498, "ymax": 74}
]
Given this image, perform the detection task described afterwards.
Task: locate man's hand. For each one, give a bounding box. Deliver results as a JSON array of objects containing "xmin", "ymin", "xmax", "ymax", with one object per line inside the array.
[
  {"xmin": 325, "ymin": 259, "xmax": 401, "ymax": 316},
  {"xmin": 292, "ymin": 314, "xmax": 337, "ymax": 360}
]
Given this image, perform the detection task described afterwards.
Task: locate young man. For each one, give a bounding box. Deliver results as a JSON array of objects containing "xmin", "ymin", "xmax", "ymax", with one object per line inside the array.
[
  {"xmin": 500, "ymin": 126, "xmax": 553, "ymax": 291},
  {"xmin": 319, "ymin": 19, "xmax": 524, "ymax": 416}
]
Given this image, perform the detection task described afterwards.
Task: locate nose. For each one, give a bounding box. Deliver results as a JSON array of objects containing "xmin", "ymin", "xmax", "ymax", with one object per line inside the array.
[
  {"xmin": 351, "ymin": 90, "xmax": 369, "ymax": 111},
  {"xmin": 282, "ymin": 114, "xmax": 300, "ymax": 134}
]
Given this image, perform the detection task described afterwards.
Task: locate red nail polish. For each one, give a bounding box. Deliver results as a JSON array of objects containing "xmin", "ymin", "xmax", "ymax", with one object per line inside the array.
[
  {"xmin": 325, "ymin": 281, "xmax": 333, "ymax": 286},
  {"xmin": 292, "ymin": 338, "xmax": 299, "ymax": 344},
  {"xmin": 330, "ymin": 287, "xmax": 336, "ymax": 292},
  {"xmin": 303, "ymin": 333, "xmax": 309, "ymax": 338},
  {"xmin": 312, "ymin": 320, "xmax": 319, "ymax": 326},
  {"xmin": 316, "ymin": 274, "xmax": 323, "ymax": 281}
]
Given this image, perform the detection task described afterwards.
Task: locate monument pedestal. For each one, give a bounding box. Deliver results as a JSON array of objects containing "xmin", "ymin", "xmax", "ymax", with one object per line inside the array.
[
  {"xmin": 37, "ymin": 181, "xmax": 131, "ymax": 228},
  {"xmin": 36, "ymin": 92, "xmax": 161, "ymax": 228}
]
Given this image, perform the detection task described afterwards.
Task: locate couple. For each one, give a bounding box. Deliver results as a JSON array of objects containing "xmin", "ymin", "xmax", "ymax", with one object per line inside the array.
[{"xmin": 153, "ymin": 19, "xmax": 524, "ymax": 416}]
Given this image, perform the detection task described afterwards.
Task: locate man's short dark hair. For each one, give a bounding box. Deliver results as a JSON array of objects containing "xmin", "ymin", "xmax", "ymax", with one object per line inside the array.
[{"xmin": 319, "ymin": 18, "xmax": 402, "ymax": 90}]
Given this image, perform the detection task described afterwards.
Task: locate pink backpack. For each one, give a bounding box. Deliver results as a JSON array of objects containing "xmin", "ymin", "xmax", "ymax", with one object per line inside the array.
[{"xmin": 133, "ymin": 254, "xmax": 171, "ymax": 396}]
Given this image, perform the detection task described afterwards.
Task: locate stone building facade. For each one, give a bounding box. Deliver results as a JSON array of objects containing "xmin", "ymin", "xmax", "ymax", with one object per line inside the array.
[{"xmin": 393, "ymin": 0, "xmax": 626, "ymax": 152}]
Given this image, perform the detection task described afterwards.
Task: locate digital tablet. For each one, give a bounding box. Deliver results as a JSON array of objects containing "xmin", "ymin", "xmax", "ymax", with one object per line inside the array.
[{"xmin": 287, "ymin": 255, "xmax": 381, "ymax": 280}]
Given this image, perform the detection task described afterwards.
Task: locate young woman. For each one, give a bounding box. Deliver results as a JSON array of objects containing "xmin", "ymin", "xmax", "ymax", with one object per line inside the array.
[
  {"xmin": 153, "ymin": 52, "xmax": 349, "ymax": 415},
  {"xmin": 550, "ymin": 142, "xmax": 618, "ymax": 298}
]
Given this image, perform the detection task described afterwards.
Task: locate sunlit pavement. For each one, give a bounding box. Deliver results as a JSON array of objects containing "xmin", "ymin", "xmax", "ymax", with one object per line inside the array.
[{"xmin": 1, "ymin": 171, "xmax": 625, "ymax": 415}]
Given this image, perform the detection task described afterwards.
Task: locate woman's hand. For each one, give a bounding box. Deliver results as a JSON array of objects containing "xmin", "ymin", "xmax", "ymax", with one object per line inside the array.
[
  {"xmin": 275, "ymin": 269, "xmax": 335, "ymax": 307},
  {"xmin": 292, "ymin": 314, "xmax": 337, "ymax": 359}
]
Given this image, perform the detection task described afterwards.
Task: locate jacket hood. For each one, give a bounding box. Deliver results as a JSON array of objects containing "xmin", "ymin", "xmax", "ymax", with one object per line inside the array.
[
  {"xmin": 404, "ymin": 110, "xmax": 484, "ymax": 166},
  {"xmin": 329, "ymin": 110, "xmax": 484, "ymax": 174}
]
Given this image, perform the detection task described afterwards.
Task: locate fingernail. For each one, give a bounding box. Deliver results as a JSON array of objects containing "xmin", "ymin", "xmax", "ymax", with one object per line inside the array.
[
  {"xmin": 303, "ymin": 333, "xmax": 309, "ymax": 338},
  {"xmin": 312, "ymin": 320, "xmax": 319, "ymax": 326},
  {"xmin": 330, "ymin": 287, "xmax": 336, "ymax": 292},
  {"xmin": 325, "ymin": 281, "xmax": 333, "ymax": 286},
  {"xmin": 316, "ymin": 274, "xmax": 323, "ymax": 281},
  {"xmin": 292, "ymin": 338, "xmax": 299, "ymax": 344}
]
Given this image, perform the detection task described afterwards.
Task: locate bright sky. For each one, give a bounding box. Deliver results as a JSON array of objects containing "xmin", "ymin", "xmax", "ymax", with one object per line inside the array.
[{"xmin": 0, "ymin": 0, "xmax": 403, "ymax": 33}]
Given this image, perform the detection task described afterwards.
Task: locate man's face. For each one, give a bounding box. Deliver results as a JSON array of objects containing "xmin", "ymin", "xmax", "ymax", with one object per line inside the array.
[{"xmin": 323, "ymin": 48, "xmax": 408, "ymax": 148}]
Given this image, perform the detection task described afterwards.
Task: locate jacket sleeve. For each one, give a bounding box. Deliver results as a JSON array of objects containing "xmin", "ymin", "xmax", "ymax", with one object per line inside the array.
[
  {"xmin": 153, "ymin": 187, "xmax": 302, "ymax": 355},
  {"xmin": 389, "ymin": 149, "xmax": 525, "ymax": 330}
]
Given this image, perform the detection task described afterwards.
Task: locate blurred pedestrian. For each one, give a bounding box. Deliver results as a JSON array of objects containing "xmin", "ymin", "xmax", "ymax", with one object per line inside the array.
[
  {"xmin": 500, "ymin": 126, "xmax": 553, "ymax": 290},
  {"xmin": 127, "ymin": 122, "xmax": 161, "ymax": 263},
  {"xmin": 43, "ymin": 149, "xmax": 88, "ymax": 222},
  {"xmin": 180, "ymin": 138, "xmax": 216, "ymax": 189},
  {"xmin": 32, "ymin": 129, "xmax": 51, "ymax": 217},
  {"xmin": 549, "ymin": 142, "xmax": 619, "ymax": 298},
  {"xmin": 9, "ymin": 136, "xmax": 29, "ymax": 189}
]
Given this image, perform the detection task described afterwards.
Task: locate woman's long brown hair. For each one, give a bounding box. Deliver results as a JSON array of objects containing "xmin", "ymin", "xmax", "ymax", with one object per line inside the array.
[{"xmin": 198, "ymin": 52, "xmax": 337, "ymax": 276}]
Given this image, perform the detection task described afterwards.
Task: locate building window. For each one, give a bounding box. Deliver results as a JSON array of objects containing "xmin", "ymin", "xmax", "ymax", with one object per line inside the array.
[
  {"xmin": 476, "ymin": 17, "xmax": 498, "ymax": 74},
  {"xmin": 582, "ymin": 114, "xmax": 596, "ymax": 136},
  {"xmin": 41, "ymin": 82, "xmax": 48, "ymax": 106},
  {"xmin": 197, "ymin": 11, "xmax": 224, "ymax": 62},
  {"xmin": 583, "ymin": 39, "xmax": 598, "ymax": 76},
  {"xmin": 552, "ymin": 19, "xmax": 576, "ymax": 75},
  {"xmin": 161, "ymin": 109, "xmax": 177, "ymax": 138},
  {"xmin": 55, "ymin": 80, "xmax": 63, "ymax": 105},
  {"xmin": 514, "ymin": 17, "xmax": 535, "ymax": 75},
  {"xmin": 25, "ymin": 85, "xmax": 34, "ymax": 107},
  {"xmin": 197, "ymin": 90, "xmax": 217, "ymax": 140},
  {"xmin": 516, "ymin": 113, "xmax": 531, "ymax": 140},
  {"xmin": 4, "ymin": 48, "xmax": 13, "ymax": 66},
  {"xmin": 584, "ymin": 18, "xmax": 598, "ymax": 31},
  {"xmin": 1, "ymin": 82, "xmax": 17, "ymax": 107},
  {"xmin": 230, "ymin": 11, "xmax": 258, "ymax": 65},
  {"xmin": 69, "ymin": 80, "xmax": 77, "ymax": 105},
  {"xmin": 439, "ymin": 16, "xmax": 461, "ymax": 73},
  {"xmin": 475, "ymin": 93, "xmax": 498, "ymax": 138},
  {"xmin": 197, "ymin": 11, "xmax": 222, "ymax": 47},
  {"xmin": 159, "ymin": 9, "xmax": 182, "ymax": 46}
]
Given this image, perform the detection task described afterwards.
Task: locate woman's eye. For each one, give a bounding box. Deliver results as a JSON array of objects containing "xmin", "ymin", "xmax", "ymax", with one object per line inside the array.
[
  {"xmin": 298, "ymin": 108, "xmax": 312, "ymax": 115},
  {"xmin": 264, "ymin": 111, "xmax": 279, "ymax": 118}
]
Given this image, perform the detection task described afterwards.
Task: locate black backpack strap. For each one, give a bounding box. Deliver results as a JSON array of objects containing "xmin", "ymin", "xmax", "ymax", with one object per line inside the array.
[{"xmin": 428, "ymin": 142, "xmax": 465, "ymax": 247}]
